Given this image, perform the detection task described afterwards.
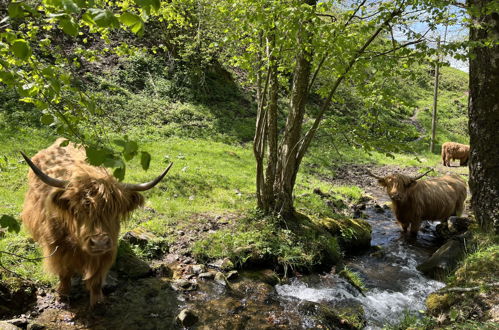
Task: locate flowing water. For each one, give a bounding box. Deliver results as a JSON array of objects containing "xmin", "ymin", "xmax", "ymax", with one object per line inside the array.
[{"xmin": 275, "ymin": 205, "xmax": 445, "ymax": 329}]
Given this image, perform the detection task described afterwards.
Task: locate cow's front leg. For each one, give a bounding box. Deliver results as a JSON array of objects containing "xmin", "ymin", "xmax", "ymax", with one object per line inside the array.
[
  {"xmin": 398, "ymin": 220, "xmax": 409, "ymax": 233},
  {"xmin": 86, "ymin": 276, "xmax": 104, "ymax": 307},
  {"xmin": 409, "ymin": 220, "xmax": 422, "ymax": 236},
  {"xmin": 57, "ymin": 272, "xmax": 73, "ymax": 297}
]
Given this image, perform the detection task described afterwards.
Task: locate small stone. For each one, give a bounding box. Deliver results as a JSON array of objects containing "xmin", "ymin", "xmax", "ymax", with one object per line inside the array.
[
  {"xmin": 27, "ymin": 323, "xmax": 45, "ymax": 330},
  {"xmin": 374, "ymin": 204, "xmax": 385, "ymax": 213},
  {"xmin": 191, "ymin": 264, "xmax": 206, "ymax": 275},
  {"xmin": 226, "ymin": 270, "xmax": 239, "ymax": 281},
  {"xmin": 172, "ymin": 279, "xmax": 197, "ymax": 291},
  {"xmin": 209, "ymin": 258, "xmax": 234, "ymax": 271},
  {"xmin": 198, "ymin": 272, "xmax": 216, "ymax": 280},
  {"xmin": 189, "ymin": 195, "xmax": 195, "ymax": 200},
  {"xmin": 0, "ymin": 321, "xmax": 21, "ymax": 330},
  {"xmin": 176, "ymin": 309, "xmax": 198, "ymax": 327},
  {"xmin": 214, "ymin": 272, "xmax": 227, "ymax": 285}
]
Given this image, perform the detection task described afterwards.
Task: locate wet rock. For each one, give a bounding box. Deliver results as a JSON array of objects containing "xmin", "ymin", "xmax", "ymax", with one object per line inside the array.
[
  {"xmin": 298, "ymin": 301, "xmax": 364, "ymax": 329},
  {"xmin": 374, "ymin": 204, "xmax": 385, "ymax": 213},
  {"xmin": 176, "ymin": 309, "xmax": 198, "ymax": 327},
  {"xmin": 191, "ymin": 264, "xmax": 206, "ymax": 275},
  {"xmin": 226, "ymin": 270, "xmax": 239, "ymax": 281},
  {"xmin": 447, "ymin": 216, "xmax": 470, "ymax": 234},
  {"xmin": 27, "ymin": 323, "xmax": 46, "ymax": 330},
  {"xmin": 150, "ymin": 262, "xmax": 173, "ymax": 278},
  {"xmin": 198, "ymin": 271, "xmax": 216, "ymax": 280},
  {"xmin": 0, "ymin": 321, "xmax": 21, "ymax": 330},
  {"xmin": 214, "ymin": 272, "xmax": 227, "ymax": 285},
  {"xmin": 0, "ymin": 279, "xmax": 37, "ymax": 319},
  {"xmin": 172, "ymin": 279, "xmax": 197, "ymax": 291},
  {"xmin": 209, "ymin": 258, "xmax": 234, "ymax": 271},
  {"xmin": 240, "ymin": 269, "xmax": 280, "ymax": 286},
  {"xmin": 417, "ymin": 238, "xmax": 467, "ymax": 280}
]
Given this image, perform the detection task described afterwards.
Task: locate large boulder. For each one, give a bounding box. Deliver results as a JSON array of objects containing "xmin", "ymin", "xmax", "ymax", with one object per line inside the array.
[{"xmin": 417, "ymin": 234, "xmax": 470, "ymax": 280}]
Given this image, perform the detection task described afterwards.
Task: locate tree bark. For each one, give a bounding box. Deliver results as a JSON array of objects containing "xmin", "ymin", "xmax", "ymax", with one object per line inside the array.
[
  {"xmin": 273, "ymin": 0, "xmax": 315, "ymax": 218},
  {"xmin": 468, "ymin": 0, "xmax": 499, "ymax": 233}
]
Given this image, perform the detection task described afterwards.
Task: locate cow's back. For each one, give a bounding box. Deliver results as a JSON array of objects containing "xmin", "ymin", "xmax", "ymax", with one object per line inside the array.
[{"xmin": 410, "ymin": 175, "xmax": 467, "ymax": 220}]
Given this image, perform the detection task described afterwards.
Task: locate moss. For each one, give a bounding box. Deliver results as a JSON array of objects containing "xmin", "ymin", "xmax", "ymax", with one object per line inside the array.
[
  {"xmin": 191, "ymin": 212, "xmax": 342, "ymax": 273},
  {"xmin": 312, "ymin": 216, "xmax": 372, "ymax": 254},
  {"xmin": 339, "ymin": 266, "xmax": 366, "ymax": 294},
  {"xmin": 426, "ymin": 293, "xmax": 456, "ymax": 315}
]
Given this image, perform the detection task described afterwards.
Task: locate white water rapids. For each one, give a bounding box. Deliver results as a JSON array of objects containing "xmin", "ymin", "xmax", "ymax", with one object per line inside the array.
[{"xmin": 276, "ymin": 206, "xmax": 446, "ymax": 328}]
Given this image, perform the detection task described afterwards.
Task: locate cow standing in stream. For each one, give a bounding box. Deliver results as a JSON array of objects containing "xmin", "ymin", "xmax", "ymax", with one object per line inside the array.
[
  {"xmin": 21, "ymin": 138, "xmax": 172, "ymax": 306},
  {"xmin": 368, "ymin": 169, "xmax": 467, "ymax": 236}
]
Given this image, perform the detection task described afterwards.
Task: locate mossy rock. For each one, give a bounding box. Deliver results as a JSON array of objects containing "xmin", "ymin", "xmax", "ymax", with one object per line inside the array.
[
  {"xmin": 312, "ymin": 216, "xmax": 372, "ymax": 254},
  {"xmin": 298, "ymin": 300, "xmax": 365, "ymax": 329},
  {"xmin": 0, "ymin": 277, "xmax": 37, "ymax": 319},
  {"xmin": 426, "ymin": 292, "xmax": 456, "ymax": 315}
]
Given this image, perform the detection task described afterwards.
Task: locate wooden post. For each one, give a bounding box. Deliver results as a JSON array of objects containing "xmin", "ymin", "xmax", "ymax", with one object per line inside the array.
[{"xmin": 430, "ymin": 36, "xmax": 440, "ymax": 153}]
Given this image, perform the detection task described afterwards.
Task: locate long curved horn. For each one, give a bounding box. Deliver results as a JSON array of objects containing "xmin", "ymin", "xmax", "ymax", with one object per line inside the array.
[
  {"xmin": 366, "ymin": 169, "xmax": 383, "ymax": 180},
  {"xmin": 21, "ymin": 152, "xmax": 67, "ymax": 188},
  {"xmin": 121, "ymin": 162, "xmax": 173, "ymax": 192},
  {"xmin": 412, "ymin": 168, "xmax": 434, "ymax": 181}
]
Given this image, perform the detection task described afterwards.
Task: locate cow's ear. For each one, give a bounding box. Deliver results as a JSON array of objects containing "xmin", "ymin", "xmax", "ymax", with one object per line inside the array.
[
  {"xmin": 126, "ymin": 192, "xmax": 144, "ymax": 212},
  {"xmin": 377, "ymin": 178, "xmax": 386, "ymax": 186},
  {"xmin": 51, "ymin": 190, "xmax": 70, "ymax": 210}
]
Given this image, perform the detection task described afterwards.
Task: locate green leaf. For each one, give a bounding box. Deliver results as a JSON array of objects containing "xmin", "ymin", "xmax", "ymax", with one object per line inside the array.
[
  {"xmin": 87, "ymin": 8, "xmax": 119, "ymax": 28},
  {"xmin": 40, "ymin": 114, "xmax": 54, "ymax": 125},
  {"xmin": 113, "ymin": 166, "xmax": 126, "ymax": 181},
  {"xmin": 10, "ymin": 39, "xmax": 31, "ymax": 60},
  {"xmin": 0, "ymin": 214, "xmax": 20, "ymax": 233},
  {"xmin": 61, "ymin": 0, "xmax": 80, "ymax": 14},
  {"xmin": 85, "ymin": 146, "xmax": 110, "ymax": 166},
  {"xmin": 8, "ymin": 2, "xmax": 23, "ymax": 18},
  {"xmin": 59, "ymin": 140, "xmax": 70, "ymax": 147},
  {"xmin": 59, "ymin": 17, "xmax": 79, "ymax": 36},
  {"xmin": 141, "ymin": 151, "xmax": 151, "ymax": 170},
  {"xmin": 119, "ymin": 12, "xmax": 144, "ymax": 34}
]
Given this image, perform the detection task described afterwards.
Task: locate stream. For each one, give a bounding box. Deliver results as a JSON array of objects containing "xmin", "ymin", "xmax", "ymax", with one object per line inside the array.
[
  {"xmin": 180, "ymin": 202, "xmax": 445, "ymax": 329},
  {"xmin": 18, "ymin": 199, "xmax": 445, "ymax": 329},
  {"xmin": 275, "ymin": 206, "xmax": 445, "ymax": 329}
]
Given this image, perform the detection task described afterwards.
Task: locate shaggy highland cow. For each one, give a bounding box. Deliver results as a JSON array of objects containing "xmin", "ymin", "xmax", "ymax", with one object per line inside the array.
[
  {"xmin": 368, "ymin": 169, "xmax": 467, "ymax": 236},
  {"xmin": 441, "ymin": 142, "xmax": 470, "ymax": 167},
  {"xmin": 21, "ymin": 138, "xmax": 172, "ymax": 306}
]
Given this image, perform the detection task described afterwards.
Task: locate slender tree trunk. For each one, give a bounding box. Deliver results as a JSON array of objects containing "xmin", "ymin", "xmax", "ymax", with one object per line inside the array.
[
  {"xmin": 273, "ymin": 0, "xmax": 316, "ymax": 218},
  {"xmin": 262, "ymin": 63, "xmax": 278, "ymax": 212},
  {"xmin": 468, "ymin": 0, "xmax": 499, "ymax": 233}
]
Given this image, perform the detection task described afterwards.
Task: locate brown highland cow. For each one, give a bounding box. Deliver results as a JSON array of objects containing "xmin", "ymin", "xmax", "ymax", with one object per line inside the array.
[
  {"xmin": 21, "ymin": 138, "xmax": 172, "ymax": 306},
  {"xmin": 368, "ymin": 169, "xmax": 467, "ymax": 236},
  {"xmin": 441, "ymin": 142, "xmax": 470, "ymax": 167}
]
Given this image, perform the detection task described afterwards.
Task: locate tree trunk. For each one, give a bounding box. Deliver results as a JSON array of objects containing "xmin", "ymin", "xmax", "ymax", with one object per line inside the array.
[{"xmin": 468, "ymin": 0, "xmax": 499, "ymax": 233}]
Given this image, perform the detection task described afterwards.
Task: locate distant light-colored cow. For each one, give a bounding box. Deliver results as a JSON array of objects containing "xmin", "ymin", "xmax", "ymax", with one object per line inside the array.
[
  {"xmin": 441, "ymin": 142, "xmax": 470, "ymax": 167},
  {"xmin": 21, "ymin": 138, "xmax": 172, "ymax": 306},
  {"xmin": 368, "ymin": 169, "xmax": 467, "ymax": 236}
]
